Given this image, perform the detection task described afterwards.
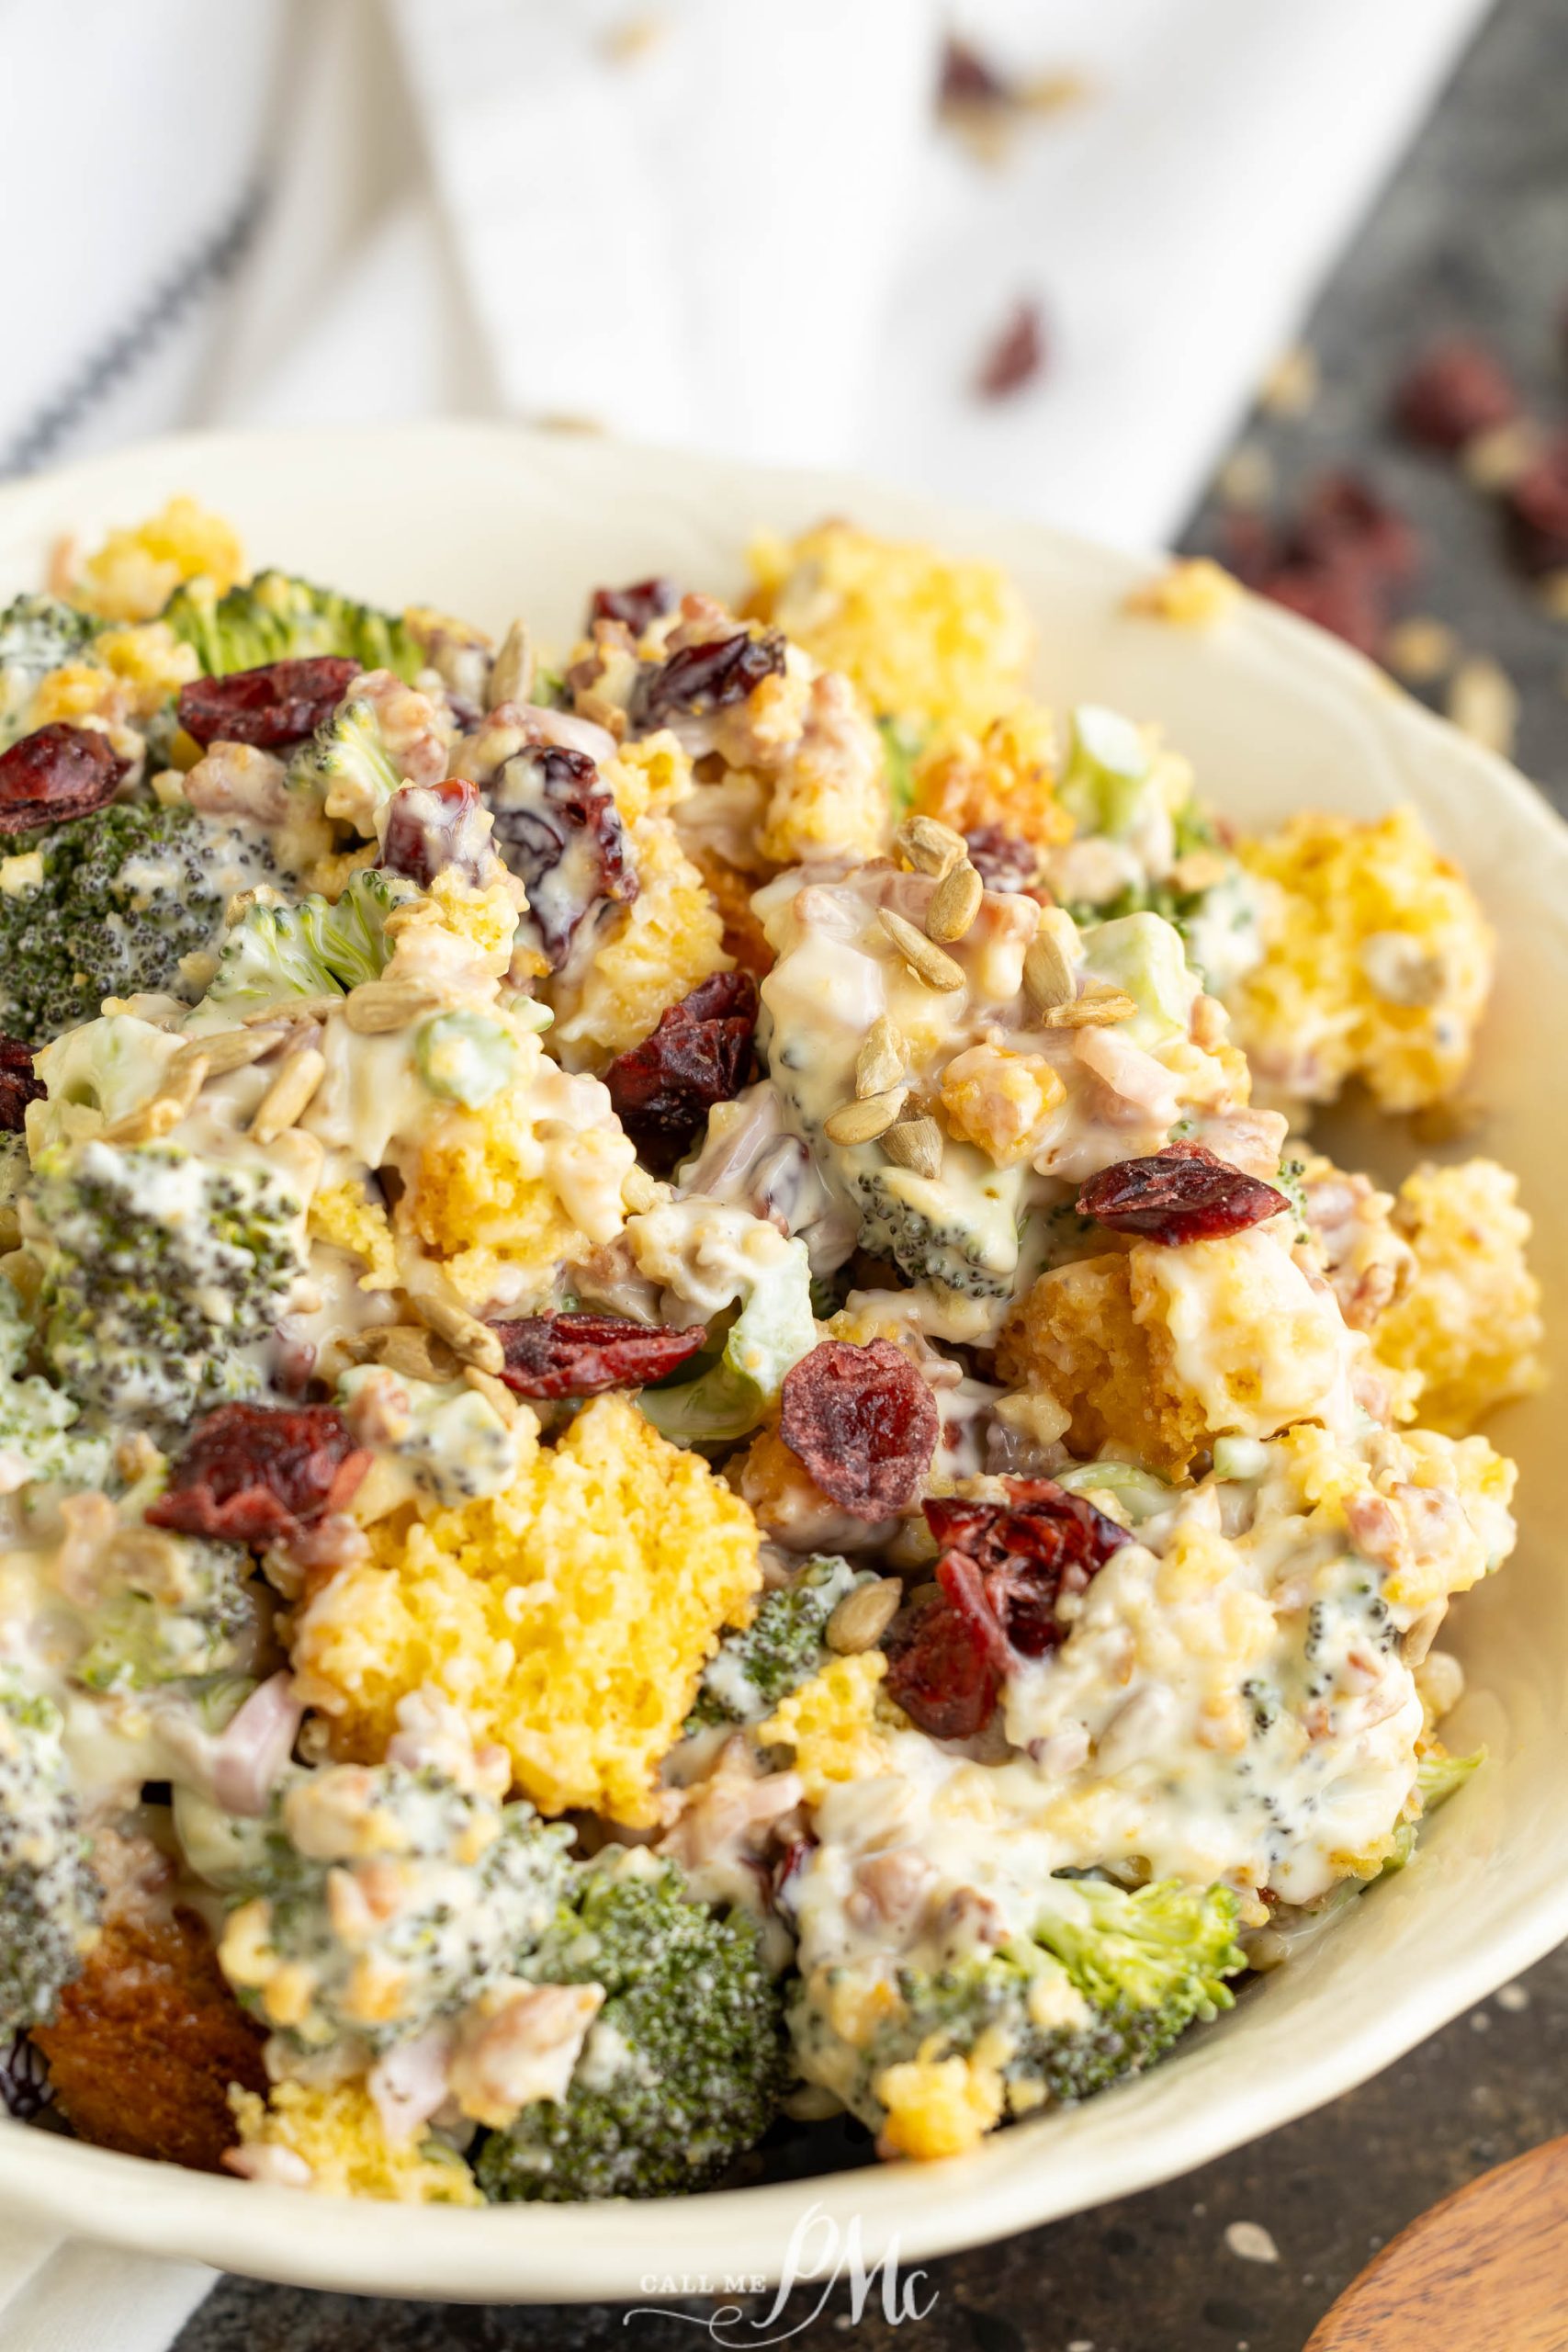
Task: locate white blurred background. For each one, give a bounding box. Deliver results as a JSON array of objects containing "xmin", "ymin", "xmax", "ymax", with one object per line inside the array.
[{"xmin": 1, "ymin": 0, "xmax": 1493, "ymax": 547}]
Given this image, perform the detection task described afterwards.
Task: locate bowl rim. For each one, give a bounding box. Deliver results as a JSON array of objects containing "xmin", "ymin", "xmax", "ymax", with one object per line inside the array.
[{"xmin": 0, "ymin": 418, "xmax": 1564, "ymax": 2303}]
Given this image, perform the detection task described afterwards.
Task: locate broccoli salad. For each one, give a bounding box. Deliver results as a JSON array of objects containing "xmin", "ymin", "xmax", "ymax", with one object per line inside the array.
[{"xmin": 0, "ymin": 498, "xmax": 1539, "ymax": 2202}]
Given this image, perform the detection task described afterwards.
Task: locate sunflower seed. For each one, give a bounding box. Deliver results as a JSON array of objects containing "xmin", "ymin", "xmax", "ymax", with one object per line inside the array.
[
  {"xmin": 418, "ymin": 1295, "xmax": 506, "ymax": 1374},
  {"xmin": 855, "ymin": 1017, "xmax": 908, "ymax": 1099},
  {"xmin": 893, "ymin": 813, "xmax": 965, "ymax": 879},
  {"xmin": 826, "ymin": 1577, "xmax": 904, "ymax": 1655},
  {"xmin": 169, "ymin": 1027, "xmax": 277, "ymax": 1082},
  {"xmin": 825, "ymin": 1088, "xmax": 908, "ymax": 1146},
  {"xmin": 243, "ymin": 993, "xmax": 343, "ymax": 1027},
  {"xmin": 487, "ymin": 618, "xmax": 535, "ymax": 712},
  {"xmin": 877, "ymin": 908, "xmax": 965, "ymax": 992},
  {"xmin": 1041, "ymin": 984, "xmax": 1137, "ymax": 1029},
  {"xmin": 1021, "ymin": 920, "xmax": 1077, "ymax": 1015},
  {"xmin": 880, "ymin": 1115, "xmax": 943, "ymax": 1180},
  {"xmin": 926, "ymin": 858, "xmax": 983, "ymax": 943},
  {"xmin": 344, "ymin": 979, "xmax": 446, "ymax": 1035},
  {"xmin": 249, "ymin": 1047, "xmax": 326, "ymax": 1143},
  {"xmin": 352, "ymin": 1325, "xmax": 458, "ymax": 1382}
]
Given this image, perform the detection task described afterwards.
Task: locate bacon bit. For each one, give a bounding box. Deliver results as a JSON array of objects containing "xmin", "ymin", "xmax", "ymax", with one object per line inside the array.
[
  {"xmin": 177, "ymin": 658, "xmax": 359, "ymax": 751},
  {"xmin": 603, "ymin": 970, "xmax": 759, "ymax": 1171},
  {"xmin": 0, "ymin": 724, "xmax": 126, "ymax": 831},
  {"xmin": 490, "ymin": 1311, "xmax": 707, "ymax": 1400},
  {"xmin": 1393, "ymin": 337, "xmax": 1519, "ymax": 453},
  {"xmin": 975, "ymin": 300, "xmax": 1047, "ymax": 401},
  {"xmin": 0, "ymin": 1036, "xmax": 43, "ymax": 1132},
  {"xmin": 1077, "ymin": 1140, "xmax": 1288, "ymax": 1245},
  {"xmin": 146, "ymin": 1405, "xmax": 370, "ymax": 1547},
  {"xmin": 778, "ymin": 1340, "xmax": 939, "ymax": 1522},
  {"xmin": 588, "ymin": 578, "xmax": 677, "ymax": 634}
]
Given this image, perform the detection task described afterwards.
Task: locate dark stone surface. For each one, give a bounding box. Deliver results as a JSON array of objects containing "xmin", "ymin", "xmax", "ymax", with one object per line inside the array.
[{"xmin": 176, "ymin": 2, "xmax": 1567, "ymax": 2346}]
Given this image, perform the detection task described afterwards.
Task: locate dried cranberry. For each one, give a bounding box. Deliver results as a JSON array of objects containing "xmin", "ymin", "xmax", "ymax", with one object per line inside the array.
[
  {"xmin": 146, "ymin": 1404, "xmax": 369, "ymax": 1547},
  {"xmin": 885, "ymin": 1578, "xmax": 1004, "ymax": 1743},
  {"xmin": 0, "ymin": 1036, "xmax": 42, "ymax": 1133},
  {"xmin": 1251, "ymin": 561, "xmax": 1388, "ymax": 658},
  {"xmin": 924, "ymin": 1481, "xmax": 1128, "ymax": 1659},
  {"xmin": 491, "ymin": 1311, "xmax": 707, "ymax": 1399},
  {"xmin": 1506, "ymin": 435, "xmax": 1568, "ymax": 575},
  {"xmin": 1077, "ymin": 1141, "xmax": 1288, "ymax": 1245},
  {"xmin": 1393, "ymin": 337, "xmax": 1519, "ymax": 452},
  {"xmin": 778, "ymin": 1339, "xmax": 940, "ymax": 1521},
  {"xmin": 939, "ymin": 33, "xmax": 1010, "ymax": 108},
  {"xmin": 603, "ymin": 971, "xmax": 758, "ymax": 1171},
  {"xmin": 1220, "ymin": 472, "xmax": 1418, "ymax": 657},
  {"xmin": 630, "ymin": 630, "xmax": 787, "ymax": 733},
  {"xmin": 381, "ymin": 778, "xmax": 491, "ymax": 888},
  {"xmin": 1290, "ymin": 472, "xmax": 1419, "ymax": 585},
  {"xmin": 485, "ymin": 743, "xmax": 635, "ymax": 970},
  {"xmin": 886, "ymin": 1478, "xmax": 1128, "ymax": 1739},
  {"xmin": 975, "ymin": 300, "xmax": 1046, "ymax": 401},
  {"xmin": 177, "ymin": 657, "xmax": 359, "ymax": 750},
  {"xmin": 0, "ymin": 724, "xmax": 125, "ymax": 831},
  {"xmin": 588, "ymin": 578, "xmax": 677, "ymax": 634},
  {"xmin": 963, "ymin": 824, "xmax": 1043, "ymax": 893}
]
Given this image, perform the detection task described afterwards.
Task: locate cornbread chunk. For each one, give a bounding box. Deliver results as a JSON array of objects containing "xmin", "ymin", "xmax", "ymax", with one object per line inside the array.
[
  {"xmin": 996, "ymin": 1251, "xmax": 1208, "ymax": 1478},
  {"xmin": 761, "ymin": 1652, "xmax": 896, "ymax": 1804},
  {"xmin": 998, "ymin": 1228, "xmax": 1362, "ymax": 1478},
  {"xmin": 228, "ymin": 2079, "xmax": 481, "ymax": 2204},
  {"xmin": 74, "ymin": 495, "xmax": 247, "ymax": 622},
  {"xmin": 914, "ymin": 706, "xmax": 1070, "ymax": 846},
  {"xmin": 549, "ymin": 816, "xmax": 729, "ymax": 1069},
  {"xmin": 749, "ymin": 520, "xmax": 1033, "ymax": 735},
  {"xmin": 1231, "ymin": 808, "xmax": 1494, "ymax": 1114},
  {"xmin": 1372, "ymin": 1159, "xmax": 1544, "ymax": 1433},
  {"xmin": 291, "ymin": 1396, "xmax": 761, "ymax": 1826}
]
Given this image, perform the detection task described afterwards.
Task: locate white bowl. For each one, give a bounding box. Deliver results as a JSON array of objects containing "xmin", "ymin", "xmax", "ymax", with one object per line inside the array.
[{"xmin": 0, "ymin": 423, "xmax": 1562, "ymax": 2302}]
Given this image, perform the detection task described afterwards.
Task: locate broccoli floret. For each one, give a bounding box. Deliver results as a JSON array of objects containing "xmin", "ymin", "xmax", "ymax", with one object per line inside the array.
[
  {"xmin": 219, "ymin": 1762, "xmax": 572, "ymax": 2059},
  {"xmin": 0, "ymin": 801, "xmax": 275, "ymax": 1041},
  {"xmin": 1028, "ymin": 1876, "xmax": 1246, "ymax": 2098},
  {"xmin": 803, "ymin": 1874, "xmax": 1245, "ymax": 2136},
  {"xmin": 198, "ymin": 865, "xmax": 413, "ymax": 1021},
  {"xmin": 850, "ymin": 1155, "xmax": 1025, "ymax": 1298},
  {"xmin": 477, "ymin": 1850, "xmax": 785, "ymax": 2203},
  {"xmin": 1382, "ymin": 1744, "xmax": 1486, "ymax": 1873},
  {"xmin": 0, "ymin": 1680, "xmax": 101, "ymax": 2032},
  {"xmin": 289, "ymin": 695, "xmax": 403, "ymax": 836},
  {"xmin": 688, "ymin": 1556, "xmax": 861, "ymax": 1727},
  {"xmin": 637, "ymin": 1235, "xmax": 818, "ymax": 1449},
  {"xmin": 163, "ymin": 570, "xmax": 421, "ymax": 682},
  {"xmin": 0, "ymin": 596, "xmax": 98, "ymax": 742},
  {"xmin": 33, "ymin": 1138, "xmax": 307, "ymax": 1436},
  {"xmin": 73, "ymin": 1533, "xmax": 257, "ymax": 1692},
  {"xmin": 0, "ymin": 1277, "xmax": 109, "ymax": 1496}
]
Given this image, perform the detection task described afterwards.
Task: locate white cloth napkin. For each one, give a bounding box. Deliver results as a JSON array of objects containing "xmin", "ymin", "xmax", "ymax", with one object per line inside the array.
[
  {"xmin": 0, "ymin": 2214, "xmax": 211, "ymax": 2352},
  {"xmin": 0, "ymin": 1, "xmax": 1498, "ymax": 2343},
  {"xmin": 221, "ymin": 0, "xmax": 1496, "ymax": 547}
]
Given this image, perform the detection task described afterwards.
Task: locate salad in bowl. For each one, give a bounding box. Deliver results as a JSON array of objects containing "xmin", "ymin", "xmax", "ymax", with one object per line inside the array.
[{"xmin": 0, "ymin": 486, "xmax": 1540, "ymax": 2213}]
